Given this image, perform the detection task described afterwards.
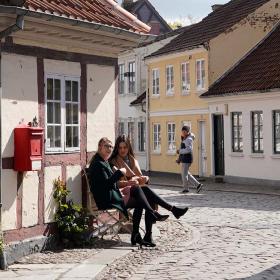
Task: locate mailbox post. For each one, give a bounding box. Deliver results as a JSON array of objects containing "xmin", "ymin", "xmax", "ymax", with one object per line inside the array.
[{"xmin": 14, "ymin": 124, "xmax": 43, "ymax": 171}]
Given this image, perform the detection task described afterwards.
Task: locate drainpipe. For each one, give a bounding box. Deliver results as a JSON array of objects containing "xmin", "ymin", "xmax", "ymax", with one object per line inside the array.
[{"xmin": 0, "ymin": 14, "xmax": 25, "ymax": 270}]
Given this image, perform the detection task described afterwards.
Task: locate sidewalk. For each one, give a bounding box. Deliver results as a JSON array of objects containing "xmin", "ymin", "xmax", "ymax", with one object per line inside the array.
[{"xmin": 149, "ymin": 173, "xmax": 280, "ymax": 196}]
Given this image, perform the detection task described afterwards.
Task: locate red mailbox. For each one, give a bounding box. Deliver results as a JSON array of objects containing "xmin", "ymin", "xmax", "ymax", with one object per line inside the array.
[{"xmin": 14, "ymin": 124, "xmax": 43, "ymax": 171}]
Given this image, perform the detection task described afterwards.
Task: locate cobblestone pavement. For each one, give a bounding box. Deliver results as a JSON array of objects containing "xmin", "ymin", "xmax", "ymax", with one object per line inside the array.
[{"xmin": 98, "ymin": 186, "xmax": 280, "ymax": 280}]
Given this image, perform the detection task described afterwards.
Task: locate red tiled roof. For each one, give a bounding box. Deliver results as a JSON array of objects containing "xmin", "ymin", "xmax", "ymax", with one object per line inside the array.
[
  {"xmin": 201, "ymin": 22, "xmax": 280, "ymax": 97},
  {"xmin": 22, "ymin": 0, "xmax": 150, "ymax": 33},
  {"xmin": 147, "ymin": 0, "xmax": 271, "ymax": 58},
  {"xmin": 130, "ymin": 91, "xmax": 146, "ymax": 105}
]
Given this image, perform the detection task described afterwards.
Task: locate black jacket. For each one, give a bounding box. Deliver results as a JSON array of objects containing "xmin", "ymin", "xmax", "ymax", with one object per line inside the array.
[{"xmin": 88, "ymin": 153, "xmax": 128, "ymax": 219}]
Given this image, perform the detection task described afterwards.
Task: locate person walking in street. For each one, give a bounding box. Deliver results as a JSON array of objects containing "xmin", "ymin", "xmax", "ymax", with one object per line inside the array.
[{"xmin": 177, "ymin": 126, "xmax": 203, "ymax": 193}]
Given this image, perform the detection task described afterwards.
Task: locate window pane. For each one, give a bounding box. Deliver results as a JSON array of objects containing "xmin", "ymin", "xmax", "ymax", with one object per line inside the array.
[
  {"xmin": 254, "ymin": 127, "xmax": 259, "ymax": 138},
  {"xmin": 54, "ymin": 126, "xmax": 61, "ymax": 147},
  {"xmin": 66, "ymin": 127, "xmax": 72, "ymax": 148},
  {"xmin": 47, "ymin": 126, "xmax": 54, "ymax": 148},
  {"xmin": 73, "ymin": 104, "xmax": 79, "ymax": 124},
  {"xmin": 72, "ymin": 81, "xmax": 78, "ymax": 102},
  {"xmin": 47, "ymin": 79, "xmax": 53, "ymax": 100},
  {"xmin": 233, "ymin": 139, "xmax": 238, "ymax": 151},
  {"xmin": 73, "ymin": 126, "xmax": 79, "ymax": 147},
  {"xmin": 275, "ymin": 126, "xmax": 280, "ymax": 138},
  {"xmin": 47, "ymin": 102, "xmax": 53, "ymax": 123},
  {"xmin": 259, "ymin": 113, "xmax": 263, "ymax": 125},
  {"xmin": 259, "ymin": 125, "xmax": 263, "ymax": 138},
  {"xmin": 54, "ymin": 103, "xmax": 61, "ymax": 124},
  {"xmin": 54, "ymin": 79, "xmax": 61, "ymax": 100},
  {"xmin": 233, "ymin": 114, "xmax": 238, "ymax": 126},
  {"xmin": 259, "ymin": 139, "xmax": 264, "ymax": 152},
  {"xmin": 233, "ymin": 127, "xmax": 238, "ymax": 138},
  {"xmin": 66, "ymin": 104, "xmax": 72, "ymax": 124},
  {"xmin": 239, "ymin": 139, "xmax": 243, "ymax": 151},
  {"xmin": 275, "ymin": 138, "xmax": 280, "ymax": 152},
  {"xmin": 254, "ymin": 139, "xmax": 259, "ymax": 152},
  {"xmin": 65, "ymin": 80, "xmax": 71, "ymax": 101},
  {"xmin": 276, "ymin": 112, "xmax": 280, "ymax": 124}
]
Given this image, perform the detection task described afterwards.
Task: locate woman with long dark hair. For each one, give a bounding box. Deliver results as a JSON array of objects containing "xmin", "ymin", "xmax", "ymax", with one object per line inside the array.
[
  {"xmin": 88, "ymin": 137, "xmax": 170, "ymax": 247},
  {"xmin": 109, "ymin": 135, "xmax": 189, "ymax": 247}
]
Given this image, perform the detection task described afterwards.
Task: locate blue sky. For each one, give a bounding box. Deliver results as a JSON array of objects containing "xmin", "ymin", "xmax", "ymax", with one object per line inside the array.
[{"xmin": 118, "ymin": 0, "xmax": 229, "ymax": 25}]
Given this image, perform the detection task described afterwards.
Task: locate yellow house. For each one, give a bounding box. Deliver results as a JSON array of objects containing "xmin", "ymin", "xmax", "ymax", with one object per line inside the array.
[
  {"xmin": 145, "ymin": 0, "xmax": 280, "ymax": 177},
  {"xmin": 146, "ymin": 49, "xmax": 210, "ymax": 176}
]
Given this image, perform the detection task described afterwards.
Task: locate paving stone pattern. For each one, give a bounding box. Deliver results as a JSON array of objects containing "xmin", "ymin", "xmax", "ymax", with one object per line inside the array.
[{"xmin": 98, "ymin": 186, "xmax": 280, "ymax": 280}]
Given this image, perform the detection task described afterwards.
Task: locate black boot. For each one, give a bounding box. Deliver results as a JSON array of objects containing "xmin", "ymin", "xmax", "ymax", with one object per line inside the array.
[
  {"xmin": 171, "ymin": 206, "xmax": 189, "ymax": 219},
  {"xmin": 143, "ymin": 232, "xmax": 156, "ymax": 247},
  {"xmin": 131, "ymin": 232, "xmax": 150, "ymax": 247},
  {"xmin": 151, "ymin": 211, "xmax": 169, "ymax": 222}
]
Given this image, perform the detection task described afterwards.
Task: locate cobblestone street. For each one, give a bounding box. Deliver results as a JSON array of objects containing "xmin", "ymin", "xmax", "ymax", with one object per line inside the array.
[{"xmin": 99, "ymin": 185, "xmax": 280, "ymax": 280}]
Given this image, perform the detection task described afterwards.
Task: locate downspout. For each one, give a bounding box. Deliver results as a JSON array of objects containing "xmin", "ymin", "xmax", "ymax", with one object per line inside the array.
[
  {"xmin": 0, "ymin": 14, "xmax": 25, "ymax": 270},
  {"xmin": 145, "ymin": 66, "xmax": 150, "ymax": 172}
]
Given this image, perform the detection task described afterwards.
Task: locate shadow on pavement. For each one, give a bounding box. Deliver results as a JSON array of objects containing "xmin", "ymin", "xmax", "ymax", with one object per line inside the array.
[{"xmin": 232, "ymin": 263, "xmax": 280, "ymax": 279}]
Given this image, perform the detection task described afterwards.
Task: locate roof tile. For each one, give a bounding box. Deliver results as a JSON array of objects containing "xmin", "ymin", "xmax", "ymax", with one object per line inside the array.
[
  {"xmin": 147, "ymin": 0, "xmax": 271, "ymax": 58},
  {"xmin": 22, "ymin": 0, "xmax": 149, "ymax": 33},
  {"xmin": 201, "ymin": 22, "xmax": 280, "ymax": 97}
]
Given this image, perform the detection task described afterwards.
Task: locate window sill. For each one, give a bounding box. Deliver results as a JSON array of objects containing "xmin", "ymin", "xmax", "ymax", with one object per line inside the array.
[
  {"xmin": 45, "ymin": 150, "xmax": 80, "ymax": 155},
  {"xmin": 249, "ymin": 154, "xmax": 265, "ymax": 158},
  {"xmin": 119, "ymin": 92, "xmax": 137, "ymax": 97},
  {"xmin": 151, "ymin": 95, "xmax": 160, "ymax": 99},
  {"xmin": 230, "ymin": 152, "xmax": 244, "ymax": 157},
  {"xmin": 181, "ymin": 91, "xmax": 190, "ymax": 96},
  {"xmin": 166, "ymin": 151, "xmax": 176, "ymax": 156},
  {"xmin": 135, "ymin": 151, "xmax": 146, "ymax": 156},
  {"xmin": 151, "ymin": 151, "xmax": 161, "ymax": 155},
  {"xmin": 166, "ymin": 93, "xmax": 174, "ymax": 97},
  {"xmin": 271, "ymin": 154, "xmax": 280, "ymax": 159}
]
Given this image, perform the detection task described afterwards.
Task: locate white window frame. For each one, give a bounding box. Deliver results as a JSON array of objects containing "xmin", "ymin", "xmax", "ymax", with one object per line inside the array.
[
  {"xmin": 196, "ymin": 59, "xmax": 206, "ymax": 91},
  {"xmin": 153, "ymin": 123, "xmax": 161, "ymax": 153},
  {"xmin": 181, "ymin": 62, "xmax": 190, "ymax": 95},
  {"xmin": 166, "ymin": 65, "xmax": 174, "ymax": 96},
  {"xmin": 138, "ymin": 121, "xmax": 146, "ymax": 152},
  {"xmin": 128, "ymin": 61, "xmax": 136, "ymax": 94},
  {"xmin": 45, "ymin": 74, "xmax": 80, "ymax": 153},
  {"xmin": 167, "ymin": 122, "xmax": 176, "ymax": 152},
  {"xmin": 118, "ymin": 64, "xmax": 125, "ymax": 95},
  {"xmin": 152, "ymin": 68, "xmax": 160, "ymax": 96}
]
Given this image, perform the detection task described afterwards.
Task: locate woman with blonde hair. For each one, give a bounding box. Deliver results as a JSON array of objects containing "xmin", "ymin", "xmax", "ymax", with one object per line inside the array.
[
  {"xmin": 109, "ymin": 135, "xmax": 189, "ymax": 247},
  {"xmin": 88, "ymin": 137, "xmax": 170, "ymax": 247}
]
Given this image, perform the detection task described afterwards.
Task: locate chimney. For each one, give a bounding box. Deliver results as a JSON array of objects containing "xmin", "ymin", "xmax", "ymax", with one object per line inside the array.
[
  {"xmin": 149, "ymin": 21, "xmax": 160, "ymax": 35},
  {"xmin": 212, "ymin": 4, "xmax": 223, "ymax": 11},
  {"xmin": 122, "ymin": 0, "xmax": 134, "ymax": 10}
]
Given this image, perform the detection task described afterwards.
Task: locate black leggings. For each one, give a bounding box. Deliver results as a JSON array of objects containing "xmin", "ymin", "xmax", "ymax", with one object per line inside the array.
[{"xmin": 126, "ymin": 186, "xmax": 172, "ymax": 234}]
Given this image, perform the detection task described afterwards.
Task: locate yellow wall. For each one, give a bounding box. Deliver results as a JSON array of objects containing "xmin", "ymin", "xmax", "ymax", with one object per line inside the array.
[
  {"xmin": 149, "ymin": 114, "xmax": 211, "ymax": 175},
  {"xmin": 149, "ymin": 51, "xmax": 209, "ymax": 112},
  {"xmin": 209, "ymin": 0, "xmax": 280, "ymax": 84},
  {"xmin": 147, "ymin": 50, "xmax": 211, "ymax": 175}
]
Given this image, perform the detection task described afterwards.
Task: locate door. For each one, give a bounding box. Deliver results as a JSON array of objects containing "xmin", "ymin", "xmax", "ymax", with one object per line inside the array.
[
  {"xmin": 213, "ymin": 115, "xmax": 224, "ymax": 176},
  {"xmin": 199, "ymin": 121, "xmax": 207, "ymax": 177}
]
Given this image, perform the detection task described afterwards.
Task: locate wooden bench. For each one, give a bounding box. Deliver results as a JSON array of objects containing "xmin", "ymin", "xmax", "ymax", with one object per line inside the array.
[{"xmin": 82, "ymin": 168, "xmax": 132, "ymax": 241}]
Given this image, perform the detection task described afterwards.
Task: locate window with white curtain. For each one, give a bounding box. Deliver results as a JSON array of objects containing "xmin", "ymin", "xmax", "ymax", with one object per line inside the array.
[
  {"xmin": 152, "ymin": 69, "xmax": 160, "ymax": 96},
  {"xmin": 46, "ymin": 75, "xmax": 80, "ymax": 152},
  {"xmin": 153, "ymin": 124, "xmax": 161, "ymax": 152},
  {"xmin": 196, "ymin": 59, "xmax": 205, "ymax": 90},
  {"xmin": 167, "ymin": 123, "xmax": 176, "ymax": 152},
  {"xmin": 166, "ymin": 65, "xmax": 174, "ymax": 95},
  {"xmin": 181, "ymin": 62, "xmax": 190, "ymax": 94}
]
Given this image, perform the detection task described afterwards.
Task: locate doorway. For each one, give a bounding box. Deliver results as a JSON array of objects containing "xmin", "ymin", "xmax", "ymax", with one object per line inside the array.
[{"xmin": 213, "ymin": 115, "xmax": 224, "ymax": 176}]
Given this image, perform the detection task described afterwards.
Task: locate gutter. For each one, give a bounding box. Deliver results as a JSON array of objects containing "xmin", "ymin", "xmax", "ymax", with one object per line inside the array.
[
  {"xmin": 0, "ymin": 5, "xmax": 152, "ymax": 44},
  {"xmin": 0, "ymin": 13, "xmax": 25, "ymax": 270}
]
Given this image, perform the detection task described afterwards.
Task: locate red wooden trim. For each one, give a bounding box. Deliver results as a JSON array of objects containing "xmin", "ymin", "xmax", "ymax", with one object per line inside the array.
[
  {"xmin": 1, "ymin": 43, "xmax": 117, "ymax": 66},
  {"xmin": 16, "ymin": 172, "xmax": 23, "ymax": 229},
  {"xmin": 81, "ymin": 63, "xmax": 87, "ymax": 208},
  {"xmin": 4, "ymin": 223, "xmax": 56, "ymax": 244}
]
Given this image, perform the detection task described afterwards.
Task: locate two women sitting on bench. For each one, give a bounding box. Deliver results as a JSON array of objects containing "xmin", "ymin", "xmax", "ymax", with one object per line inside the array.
[{"xmin": 89, "ymin": 136, "xmax": 189, "ymax": 247}]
